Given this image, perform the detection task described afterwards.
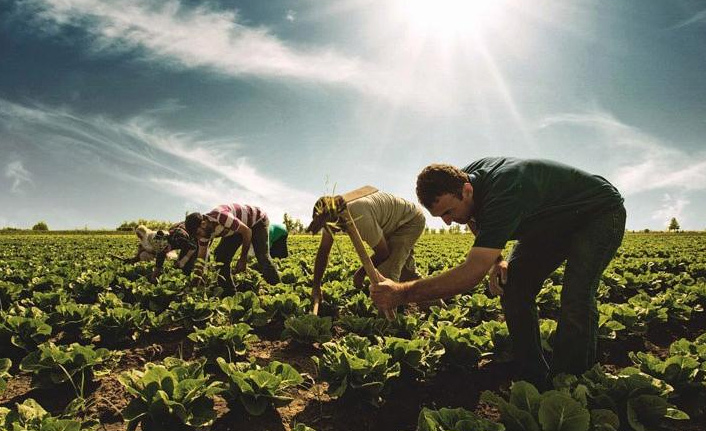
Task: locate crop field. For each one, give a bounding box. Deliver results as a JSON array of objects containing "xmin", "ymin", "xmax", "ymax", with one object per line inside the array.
[{"xmin": 1, "ymin": 232, "xmax": 705, "ymax": 431}]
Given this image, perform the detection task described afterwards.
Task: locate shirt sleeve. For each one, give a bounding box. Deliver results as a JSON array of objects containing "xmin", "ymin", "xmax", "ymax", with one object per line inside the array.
[{"xmin": 213, "ymin": 209, "xmax": 242, "ymax": 233}]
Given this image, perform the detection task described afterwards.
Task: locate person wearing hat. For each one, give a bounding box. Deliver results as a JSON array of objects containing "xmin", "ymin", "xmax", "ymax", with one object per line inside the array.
[
  {"xmin": 369, "ymin": 158, "xmax": 626, "ymax": 388},
  {"xmin": 149, "ymin": 222, "xmax": 198, "ymax": 283},
  {"xmin": 126, "ymin": 224, "xmax": 198, "ymax": 283},
  {"xmin": 185, "ymin": 203, "xmax": 280, "ymax": 290},
  {"xmin": 307, "ymin": 191, "xmax": 426, "ymax": 312}
]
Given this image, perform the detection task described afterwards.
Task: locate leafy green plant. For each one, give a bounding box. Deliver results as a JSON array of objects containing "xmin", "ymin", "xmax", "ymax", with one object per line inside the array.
[
  {"xmin": 0, "ymin": 314, "xmax": 52, "ymax": 351},
  {"xmin": 312, "ymin": 334, "xmax": 400, "ymax": 405},
  {"xmin": 0, "ymin": 398, "xmax": 97, "ymax": 431},
  {"xmin": 417, "ymin": 406, "xmax": 504, "ymax": 431},
  {"xmin": 282, "ymin": 314, "xmax": 333, "ymax": 345},
  {"xmin": 20, "ymin": 343, "xmax": 113, "ymax": 394},
  {"xmin": 168, "ymin": 295, "xmax": 217, "ymax": 327},
  {"xmin": 84, "ymin": 306, "xmax": 156, "ymax": 344},
  {"xmin": 554, "ymin": 365, "xmax": 690, "ymax": 431},
  {"xmin": 217, "ymin": 291, "xmax": 268, "ymax": 326},
  {"xmin": 118, "ymin": 357, "xmax": 222, "ymax": 431},
  {"xmin": 187, "ymin": 323, "xmax": 257, "ymax": 362},
  {"xmin": 336, "ymin": 315, "xmax": 391, "ymax": 338},
  {"xmin": 0, "ymin": 358, "xmax": 11, "ymax": 395},
  {"xmin": 434, "ymin": 325, "xmax": 483, "ymax": 370},
  {"xmin": 216, "ymin": 357, "xmax": 303, "ymax": 415},
  {"xmin": 262, "ymin": 292, "xmax": 308, "ymax": 320},
  {"xmin": 48, "ymin": 303, "xmax": 94, "ymax": 333},
  {"xmin": 482, "ymin": 380, "xmax": 591, "ymax": 431},
  {"xmin": 379, "ymin": 336, "xmax": 444, "ymax": 379}
]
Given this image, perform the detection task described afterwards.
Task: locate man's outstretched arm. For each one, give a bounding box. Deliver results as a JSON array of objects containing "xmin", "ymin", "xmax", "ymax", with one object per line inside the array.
[{"xmin": 371, "ymin": 246, "xmax": 502, "ymax": 309}]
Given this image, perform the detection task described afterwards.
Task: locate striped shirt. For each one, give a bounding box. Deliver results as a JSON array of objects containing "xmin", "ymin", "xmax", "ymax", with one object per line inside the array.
[{"xmin": 199, "ymin": 203, "xmax": 268, "ymax": 247}]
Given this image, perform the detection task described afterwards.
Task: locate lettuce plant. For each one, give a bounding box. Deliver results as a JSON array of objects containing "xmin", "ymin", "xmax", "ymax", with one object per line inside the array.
[
  {"xmin": 262, "ymin": 293, "xmax": 308, "ymax": 321},
  {"xmin": 0, "ymin": 358, "xmax": 11, "ymax": 395},
  {"xmin": 217, "ymin": 291, "xmax": 268, "ymax": 326},
  {"xmin": 379, "ymin": 336, "xmax": 444, "ymax": 379},
  {"xmin": 312, "ymin": 334, "xmax": 400, "ymax": 406},
  {"xmin": 0, "ymin": 314, "xmax": 52, "ymax": 351},
  {"xmin": 417, "ymin": 406, "xmax": 504, "ymax": 431},
  {"xmin": 434, "ymin": 325, "xmax": 483, "ymax": 370},
  {"xmin": 20, "ymin": 342, "xmax": 113, "ymax": 392},
  {"xmin": 336, "ymin": 315, "xmax": 391, "ymax": 338},
  {"xmin": 168, "ymin": 295, "xmax": 217, "ymax": 327},
  {"xmin": 281, "ymin": 314, "xmax": 333, "ymax": 345},
  {"xmin": 187, "ymin": 323, "xmax": 257, "ymax": 362},
  {"xmin": 216, "ymin": 357, "xmax": 303, "ymax": 415},
  {"xmin": 482, "ymin": 380, "xmax": 591, "ymax": 431},
  {"xmin": 0, "ymin": 398, "xmax": 97, "ymax": 431},
  {"xmin": 119, "ymin": 357, "xmax": 222, "ymax": 431}
]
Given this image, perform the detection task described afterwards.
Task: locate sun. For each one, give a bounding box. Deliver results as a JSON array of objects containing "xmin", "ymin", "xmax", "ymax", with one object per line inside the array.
[{"xmin": 398, "ymin": 0, "xmax": 510, "ymax": 40}]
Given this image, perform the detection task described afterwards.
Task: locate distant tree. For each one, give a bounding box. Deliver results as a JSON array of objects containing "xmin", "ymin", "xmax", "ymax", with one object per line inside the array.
[
  {"xmin": 643, "ymin": 228, "xmax": 650, "ymax": 233},
  {"xmin": 449, "ymin": 225, "xmax": 461, "ymax": 234},
  {"xmin": 283, "ymin": 214, "xmax": 306, "ymax": 234},
  {"xmin": 283, "ymin": 213, "xmax": 295, "ymax": 233},
  {"xmin": 32, "ymin": 221, "xmax": 49, "ymax": 231},
  {"xmin": 424, "ymin": 226, "xmax": 430, "ymax": 235},
  {"xmin": 668, "ymin": 218, "xmax": 680, "ymax": 232}
]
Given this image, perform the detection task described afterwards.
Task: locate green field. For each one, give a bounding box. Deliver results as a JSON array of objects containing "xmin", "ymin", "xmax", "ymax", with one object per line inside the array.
[{"xmin": 1, "ymin": 232, "xmax": 705, "ymax": 431}]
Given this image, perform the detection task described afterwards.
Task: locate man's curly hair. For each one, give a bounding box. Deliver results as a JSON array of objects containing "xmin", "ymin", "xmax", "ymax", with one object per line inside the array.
[{"xmin": 416, "ymin": 164, "xmax": 468, "ymax": 209}]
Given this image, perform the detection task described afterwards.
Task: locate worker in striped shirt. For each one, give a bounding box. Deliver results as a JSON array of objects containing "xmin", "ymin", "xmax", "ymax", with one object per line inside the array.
[{"xmin": 185, "ymin": 203, "xmax": 281, "ymax": 291}]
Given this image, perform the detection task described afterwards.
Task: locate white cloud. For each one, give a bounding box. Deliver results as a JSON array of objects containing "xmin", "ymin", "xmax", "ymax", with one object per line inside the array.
[
  {"xmin": 286, "ymin": 10, "xmax": 296, "ymax": 22},
  {"xmin": 17, "ymin": 0, "xmax": 467, "ymax": 111},
  {"xmin": 4, "ymin": 160, "xmax": 33, "ymax": 193},
  {"xmin": 672, "ymin": 9, "xmax": 706, "ymax": 29},
  {"xmin": 651, "ymin": 193, "xmax": 689, "ymax": 228},
  {"xmin": 24, "ymin": 0, "xmax": 361, "ymax": 84},
  {"xmin": 538, "ymin": 111, "xmax": 706, "ymax": 195},
  {"xmin": 0, "ymin": 98, "xmax": 316, "ymax": 223}
]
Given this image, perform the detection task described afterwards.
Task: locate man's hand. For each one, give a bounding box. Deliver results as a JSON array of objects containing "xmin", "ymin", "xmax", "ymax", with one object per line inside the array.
[
  {"xmin": 488, "ymin": 259, "xmax": 508, "ymax": 296},
  {"xmin": 353, "ymin": 267, "xmax": 365, "ymax": 289},
  {"xmin": 311, "ymin": 285, "xmax": 323, "ymax": 315},
  {"xmin": 234, "ymin": 258, "xmax": 247, "ymax": 274},
  {"xmin": 369, "ymin": 274, "xmax": 407, "ymax": 312},
  {"xmin": 149, "ymin": 269, "xmax": 161, "ymax": 284}
]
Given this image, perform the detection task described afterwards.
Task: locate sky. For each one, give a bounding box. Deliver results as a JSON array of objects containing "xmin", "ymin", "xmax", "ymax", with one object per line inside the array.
[{"xmin": 0, "ymin": 0, "xmax": 705, "ymax": 231}]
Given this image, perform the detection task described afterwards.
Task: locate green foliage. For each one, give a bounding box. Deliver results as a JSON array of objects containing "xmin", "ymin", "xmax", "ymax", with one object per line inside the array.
[
  {"xmin": 116, "ymin": 219, "xmax": 173, "ymax": 231},
  {"xmin": 31, "ymin": 222, "xmax": 49, "ymax": 231},
  {"xmin": 312, "ymin": 334, "xmax": 400, "ymax": 405},
  {"xmin": 282, "ymin": 314, "xmax": 333, "ymax": 345},
  {"xmin": 20, "ymin": 342, "xmax": 113, "ymax": 391},
  {"xmin": 0, "ymin": 313, "xmax": 52, "ymax": 351},
  {"xmin": 216, "ymin": 357, "xmax": 303, "ymax": 415},
  {"xmin": 217, "ymin": 291, "xmax": 268, "ymax": 326},
  {"xmin": 434, "ymin": 325, "xmax": 483, "ymax": 370},
  {"xmin": 0, "ymin": 358, "xmax": 11, "ymax": 395},
  {"xmin": 187, "ymin": 323, "xmax": 257, "ymax": 362},
  {"xmin": 118, "ymin": 357, "xmax": 222, "ymax": 431},
  {"xmin": 0, "ymin": 398, "xmax": 97, "ymax": 431},
  {"xmin": 481, "ymin": 381, "xmax": 590, "ymax": 431},
  {"xmin": 379, "ymin": 336, "xmax": 445, "ymax": 379},
  {"xmin": 336, "ymin": 315, "xmax": 392, "ymax": 338},
  {"xmin": 417, "ymin": 407, "xmax": 505, "ymax": 431}
]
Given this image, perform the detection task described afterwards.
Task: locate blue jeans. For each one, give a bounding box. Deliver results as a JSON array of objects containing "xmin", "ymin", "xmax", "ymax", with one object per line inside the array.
[{"xmin": 500, "ymin": 205, "xmax": 626, "ymax": 386}]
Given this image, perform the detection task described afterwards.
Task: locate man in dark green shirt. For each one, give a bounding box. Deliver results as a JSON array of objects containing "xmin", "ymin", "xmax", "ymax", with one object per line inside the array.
[{"xmin": 370, "ymin": 157, "xmax": 626, "ymax": 387}]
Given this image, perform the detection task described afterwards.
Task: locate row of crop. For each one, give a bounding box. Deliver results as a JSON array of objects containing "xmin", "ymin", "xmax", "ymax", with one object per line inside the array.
[{"xmin": 5, "ymin": 329, "xmax": 701, "ymax": 431}]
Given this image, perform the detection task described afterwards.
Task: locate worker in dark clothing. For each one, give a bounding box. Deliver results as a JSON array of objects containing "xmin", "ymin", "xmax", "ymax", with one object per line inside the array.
[{"xmin": 370, "ymin": 157, "xmax": 625, "ymax": 388}]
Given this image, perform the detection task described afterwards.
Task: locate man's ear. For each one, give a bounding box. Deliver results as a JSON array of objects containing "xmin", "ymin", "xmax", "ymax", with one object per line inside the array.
[{"xmin": 462, "ymin": 182, "xmax": 473, "ymax": 199}]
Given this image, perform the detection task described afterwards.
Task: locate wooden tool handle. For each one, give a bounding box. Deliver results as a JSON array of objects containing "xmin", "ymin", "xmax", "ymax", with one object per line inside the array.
[{"xmin": 342, "ymin": 209, "xmax": 395, "ymax": 320}]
